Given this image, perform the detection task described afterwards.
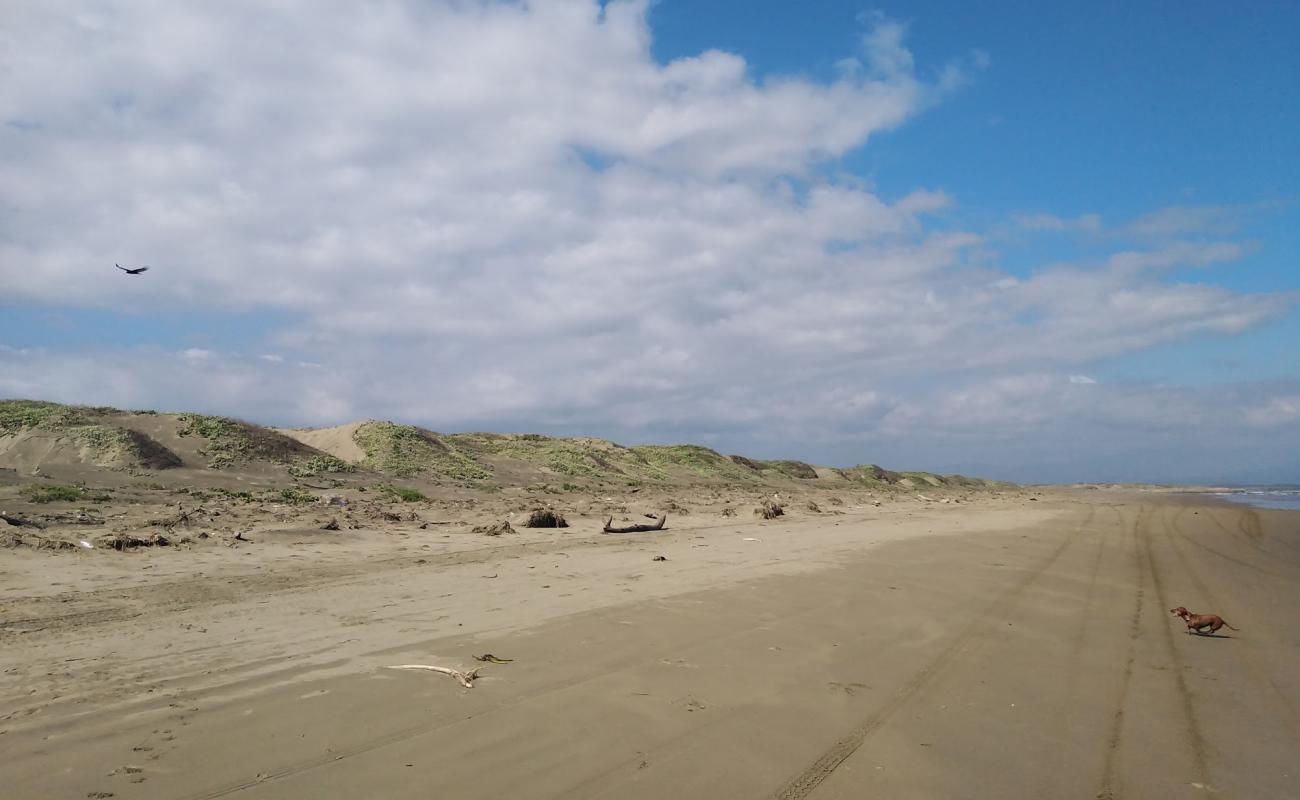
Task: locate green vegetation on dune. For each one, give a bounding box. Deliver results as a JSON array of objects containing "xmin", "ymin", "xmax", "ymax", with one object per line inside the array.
[
  {"xmin": 837, "ymin": 464, "xmax": 902, "ymax": 486},
  {"xmin": 288, "ymin": 454, "xmax": 356, "ymax": 478},
  {"xmin": 176, "ymin": 413, "xmax": 312, "ymax": 469},
  {"xmin": 729, "ymin": 455, "xmax": 817, "ymax": 480},
  {"xmin": 898, "ymin": 471, "xmax": 946, "ymax": 488},
  {"xmin": 1, "ymin": 400, "xmax": 178, "ymax": 468},
  {"xmin": 176, "ymin": 413, "xmax": 255, "ymax": 468},
  {"xmin": 353, "ymin": 422, "xmax": 489, "ymax": 481},
  {"xmin": 0, "ymin": 400, "xmax": 138, "ymax": 434},
  {"xmin": 756, "ymin": 459, "xmax": 820, "ymax": 480},
  {"xmin": 71, "ymin": 424, "xmax": 129, "ymax": 452},
  {"xmin": 454, "ymin": 434, "xmax": 743, "ymax": 482},
  {"xmin": 629, "ymin": 444, "xmax": 757, "ymax": 482},
  {"xmin": 3, "ymin": 402, "xmax": 1014, "ymax": 491},
  {"xmin": 450, "ymin": 432, "xmax": 637, "ymax": 478},
  {"xmin": 0, "ymin": 400, "xmax": 90, "ymax": 433}
]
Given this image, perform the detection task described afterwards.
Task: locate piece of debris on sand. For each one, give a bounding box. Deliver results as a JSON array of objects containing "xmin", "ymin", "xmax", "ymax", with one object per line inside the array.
[
  {"xmin": 150, "ymin": 508, "xmax": 195, "ymax": 530},
  {"xmin": 754, "ymin": 499, "xmax": 784, "ymax": 519},
  {"xmin": 603, "ymin": 515, "xmax": 667, "ymax": 534},
  {"xmin": 720, "ymin": 507, "xmax": 737, "ymax": 517},
  {"xmin": 320, "ymin": 518, "xmax": 341, "ymax": 531},
  {"xmin": 386, "ymin": 664, "xmax": 483, "ymax": 688},
  {"xmin": 524, "ymin": 509, "xmax": 567, "ymax": 528},
  {"xmin": 472, "ymin": 521, "xmax": 514, "ymax": 536},
  {"xmin": 805, "ymin": 501, "xmax": 821, "ymax": 513},
  {"xmin": 1, "ymin": 511, "xmax": 42, "ymax": 528},
  {"xmin": 95, "ymin": 532, "xmax": 171, "ymax": 551}
]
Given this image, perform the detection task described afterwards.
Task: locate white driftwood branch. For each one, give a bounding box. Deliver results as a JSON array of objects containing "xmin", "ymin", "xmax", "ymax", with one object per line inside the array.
[{"xmin": 387, "ymin": 664, "xmax": 483, "ymax": 688}]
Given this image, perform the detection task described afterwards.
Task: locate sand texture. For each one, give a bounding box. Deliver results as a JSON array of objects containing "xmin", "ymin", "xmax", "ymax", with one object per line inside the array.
[{"xmin": 2, "ymin": 491, "xmax": 1297, "ymax": 799}]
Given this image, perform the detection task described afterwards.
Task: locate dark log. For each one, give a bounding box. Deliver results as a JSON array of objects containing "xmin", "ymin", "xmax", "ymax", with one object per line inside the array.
[{"xmin": 602, "ymin": 514, "xmax": 667, "ymax": 534}]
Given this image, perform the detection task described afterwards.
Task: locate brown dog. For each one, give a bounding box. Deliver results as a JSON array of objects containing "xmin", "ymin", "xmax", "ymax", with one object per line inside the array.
[{"xmin": 1170, "ymin": 606, "xmax": 1239, "ymax": 635}]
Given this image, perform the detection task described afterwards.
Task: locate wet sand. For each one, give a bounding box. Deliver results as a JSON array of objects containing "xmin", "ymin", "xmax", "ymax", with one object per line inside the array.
[{"xmin": 2, "ymin": 492, "xmax": 1297, "ymax": 799}]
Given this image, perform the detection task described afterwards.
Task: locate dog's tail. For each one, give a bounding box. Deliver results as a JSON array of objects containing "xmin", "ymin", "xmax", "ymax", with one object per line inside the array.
[{"xmin": 1223, "ymin": 621, "xmax": 1239, "ymax": 631}]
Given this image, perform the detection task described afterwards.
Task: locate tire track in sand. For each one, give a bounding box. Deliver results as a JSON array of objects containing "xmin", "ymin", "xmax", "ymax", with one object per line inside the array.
[
  {"xmin": 1161, "ymin": 505, "xmax": 1300, "ymax": 735},
  {"xmin": 1095, "ymin": 504, "xmax": 1147, "ymax": 800},
  {"xmin": 1139, "ymin": 505, "xmax": 1211, "ymax": 790},
  {"xmin": 770, "ymin": 511, "xmax": 1088, "ymax": 800},
  {"xmin": 170, "ymin": 524, "xmax": 985, "ymax": 800}
]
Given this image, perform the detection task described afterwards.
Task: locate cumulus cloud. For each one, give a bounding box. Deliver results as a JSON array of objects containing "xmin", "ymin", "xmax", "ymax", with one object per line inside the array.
[{"xmin": 0, "ymin": 1, "xmax": 1295, "ymax": 482}]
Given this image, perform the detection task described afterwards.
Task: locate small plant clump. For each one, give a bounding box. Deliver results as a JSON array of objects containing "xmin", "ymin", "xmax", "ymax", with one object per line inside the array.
[
  {"xmin": 288, "ymin": 454, "xmax": 356, "ymax": 478},
  {"xmin": 377, "ymin": 484, "xmax": 427, "ymax": 503},
  {"xmin": 22, "ymin": 485, "xmax": 87, "ymax": 504},
  {"xmin": 754, "ymin": 499, "xmax": 784, "ymax": 519},
  {"xmin": 277, "ymin": 487, "xmax": 319, "ymax": 505},
  {"xmin": 524, "ymin": 509, "xmax": 568, "ymax": 528}
]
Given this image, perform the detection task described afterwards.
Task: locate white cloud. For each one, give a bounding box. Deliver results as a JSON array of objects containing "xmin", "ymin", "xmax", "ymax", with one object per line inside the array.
[
  {"xmin": 1245, "ymin": 396, "xmax": 1300, "ymax": 428},
  {"xmin": 1068, "ymin": 374, "xmax": 1097, "ymax": 385}
]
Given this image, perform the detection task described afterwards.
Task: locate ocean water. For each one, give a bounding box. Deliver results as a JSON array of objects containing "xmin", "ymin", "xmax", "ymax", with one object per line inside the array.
[{"xmin": 1212, "ymin": 487, "xmax": 1300, "ymax": 511}]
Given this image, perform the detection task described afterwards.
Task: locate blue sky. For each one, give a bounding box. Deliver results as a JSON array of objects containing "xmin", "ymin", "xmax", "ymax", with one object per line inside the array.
[{"xmin": 1, "ymin": 1, "xmax": 1297, "ymax": 483}]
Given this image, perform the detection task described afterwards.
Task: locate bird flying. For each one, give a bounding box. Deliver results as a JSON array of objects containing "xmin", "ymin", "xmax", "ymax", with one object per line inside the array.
[{"xmin": 116, "ymin": 263, "xmax": 149, "ymax": 275}]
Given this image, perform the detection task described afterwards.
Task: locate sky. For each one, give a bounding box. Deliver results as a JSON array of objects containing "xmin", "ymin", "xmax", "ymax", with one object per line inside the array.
[{"xmin": 1, "ymin": 0, "xmax": 1297, "ymax": 485}]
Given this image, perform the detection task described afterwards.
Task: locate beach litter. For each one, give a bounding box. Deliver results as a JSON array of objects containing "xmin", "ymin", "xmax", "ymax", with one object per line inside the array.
[
  {"xmin": 473, "ymin": 653, "xmax": 512, "ymax": 663},
  {"xmin": 603, "ymin": 514, "xmax": 667, "ymax": 534},
  {"xmin": 387, "ymin": 664, "xmax": 484, "ymax": 688}
]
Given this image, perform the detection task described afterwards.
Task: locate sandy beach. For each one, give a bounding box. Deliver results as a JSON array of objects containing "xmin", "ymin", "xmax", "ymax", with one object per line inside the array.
[{"xmin": 1, "ymin": 490, "xmax": 1296, "ymax": 799}]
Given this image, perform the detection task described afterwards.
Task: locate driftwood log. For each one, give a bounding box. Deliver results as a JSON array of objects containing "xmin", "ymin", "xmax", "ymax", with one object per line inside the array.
[
  {"xmin": 387, "ymin": 664, "xmax": 484, "ymax": 688},
  {"xmin": 602, "ymin": 514, "xmax": 667, "ymax": 534}
]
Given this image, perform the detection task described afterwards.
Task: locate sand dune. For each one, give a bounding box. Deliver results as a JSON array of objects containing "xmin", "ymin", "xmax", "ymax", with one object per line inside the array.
[{"xmin": 274, "ymin": 421, "xmax": 369, "ymax": 463}]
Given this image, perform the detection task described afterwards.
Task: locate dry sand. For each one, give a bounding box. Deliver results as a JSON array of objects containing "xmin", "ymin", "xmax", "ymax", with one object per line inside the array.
[{"xmin": 2, "ymin": 491, "xmax": 1297, "ymax": 799}]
